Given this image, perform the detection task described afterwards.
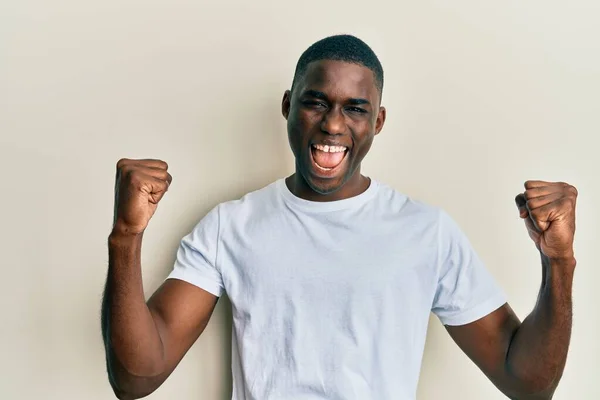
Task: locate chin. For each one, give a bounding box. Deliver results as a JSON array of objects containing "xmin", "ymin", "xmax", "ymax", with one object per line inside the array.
[
  {"xmin": 308, "ymin": 180, "xmax": 343, "ymax": 195},
  {"xmin": 301, "ymin": 144, "xmax": 353, "ymax": 194},
  {"xmin": 302, "ymin": 169, "xmax": 348, "ymax": 195}
]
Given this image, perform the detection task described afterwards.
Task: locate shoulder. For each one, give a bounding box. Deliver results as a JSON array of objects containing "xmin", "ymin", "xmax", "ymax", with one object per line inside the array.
[
  {"xmin": 187, "ymin": 180, "xmax": 281, "ymax": 238},
  {"xmin": 213, "ymin": 179, "xmax": 281, "ymax": 225},
  {"xmin": 370, "ymin": 180, "xmax": 475, "ymax": 245},
  {"xmin": 371, "ymin": 181, "xmax": 475, "ymax": 258},
  {"xmin": 372, "ymin": 179, "xmax": 443, "ymax": 224}
]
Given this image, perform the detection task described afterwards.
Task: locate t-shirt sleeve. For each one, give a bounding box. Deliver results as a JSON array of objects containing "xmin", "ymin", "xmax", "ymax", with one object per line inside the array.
[
  {"xmin": 166, "ymin": 205, "xmax": 225, "ymax": 297},
  {"xmin": 431, "ymin": 210, "xmax": 507, "ymax": 326}
]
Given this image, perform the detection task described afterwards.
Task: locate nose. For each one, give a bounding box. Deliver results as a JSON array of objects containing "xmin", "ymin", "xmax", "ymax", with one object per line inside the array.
[{"xmin": 320, "ymin": 107, "xmax": 345, "ymax": 135}]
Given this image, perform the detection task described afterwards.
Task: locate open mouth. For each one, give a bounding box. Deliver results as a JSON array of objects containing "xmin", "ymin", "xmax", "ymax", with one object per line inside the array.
[{"xmin": 310, "ymin": 143, "xmax": 349, "ymax": 174}]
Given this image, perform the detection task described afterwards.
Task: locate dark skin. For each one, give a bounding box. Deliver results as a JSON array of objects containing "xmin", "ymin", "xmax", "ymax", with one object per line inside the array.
[
  {"xmin": 284, "ymin": 62, "xmax": 578, "ymax": 398},
  {"xmin": 102, "ymin": 159, "xmax": 219, "ymax": 399},
  {"xmin": 281, "ymin": 60, "xmax": 386, "ymax": 201},
  {"xmin": 102, "ymin": 60, "xmax": 577, "ymax": 399},
  {"xmin": 446, "ymin": 182, "xmax": 577, "ymax": 399}
]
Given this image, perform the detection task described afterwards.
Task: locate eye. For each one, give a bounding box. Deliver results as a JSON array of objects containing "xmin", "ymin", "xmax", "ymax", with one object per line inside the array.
[
  {"xmin": 302, "ymin": 100, "xmax": 327, "ymax": 109},
  {"xmin": 346, "ymin": 106, "xmax": 367, "ymax": 114}
]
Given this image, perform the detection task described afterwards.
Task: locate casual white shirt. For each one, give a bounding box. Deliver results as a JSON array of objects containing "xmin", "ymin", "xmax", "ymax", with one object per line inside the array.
[{"xmin": 168, "ymin": 178, "xmax": 507, "ymax": 400}]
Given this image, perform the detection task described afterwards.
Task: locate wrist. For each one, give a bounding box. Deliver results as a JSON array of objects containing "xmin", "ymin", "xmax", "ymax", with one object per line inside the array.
[
  {"xmin": 542, "ymin": 252, "xmax": 577, "ymax": 270},
  {"xmin": 110, "ymin": 220, "xmax": 144, "ymax": 239},
  {"xmin": 541, "ymin": 253, "xmax": 576, "ymax": 289},
  {"xmin": 109, "ymin": 224, "xmax": 144, "ymax": 246}
]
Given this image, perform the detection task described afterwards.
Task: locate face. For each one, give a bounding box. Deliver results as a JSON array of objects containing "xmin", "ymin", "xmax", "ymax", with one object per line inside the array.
[{"xmin": 282, "ymin": 60, "xmax": 386, "ymax": 198}]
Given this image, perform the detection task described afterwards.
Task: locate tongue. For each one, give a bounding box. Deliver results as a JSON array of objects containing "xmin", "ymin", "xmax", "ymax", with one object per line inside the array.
[{"xmin": 313, "ymin": 149, "xmax": 345, "ymax": 169}]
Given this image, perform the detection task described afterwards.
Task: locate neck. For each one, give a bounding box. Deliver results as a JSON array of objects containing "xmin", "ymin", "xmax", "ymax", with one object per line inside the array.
[{"xmin": 286, "ymin": 168, "xmax": 371, "ymax": 202}]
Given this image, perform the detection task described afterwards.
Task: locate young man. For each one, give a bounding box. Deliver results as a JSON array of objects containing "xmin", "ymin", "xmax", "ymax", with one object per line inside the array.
[{"xmin": 102, "ymin": 35, "xmax": 578, "ymax": 400}]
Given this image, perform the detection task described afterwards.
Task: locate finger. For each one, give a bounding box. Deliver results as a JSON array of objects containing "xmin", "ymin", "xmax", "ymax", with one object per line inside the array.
[
  {"xmin": 527, "ymin": 212, "xmax": 546, "ymax": 232},
  {"xmin": 148, "ymin": 178, "xmax": 170, "ymax": 204},
  {"xmin": 134, "ymin": 172, "xmax": 171, "ymax": 204},
  {"xmin": 139, "ymin": 169, "xmax": 173, "ymax": 189},
  {"xmin": 526, "ymin": 192, "xmax": 563, "ymax": 210},
  {"xmin": 117, "ymin": 158, "xmax": 169, "ymax": 170},
  {"xmin": 526, "ymin": 201, "xmax": 565, "ymax": 232},
  {"xmin": 515, "ymin": 193, "xmax": 529, "ymax": 218},
  {"xmin": 524, "ymin": 180, "xmax": 552, "ymax": 189},
  {"xmin": 120, "ymin": 164, "xmax": 172, "ymax": 184},
  {"xmin": 524, "ymin": 214, "xmax": 541, "ymax": 235},
  {"xmin": 524, "ymin": 186, "xmax": 558, "ymax": 200},
  {"xmin": 137, "ymin": 167, "xmax": 172, "ymax": 183}
]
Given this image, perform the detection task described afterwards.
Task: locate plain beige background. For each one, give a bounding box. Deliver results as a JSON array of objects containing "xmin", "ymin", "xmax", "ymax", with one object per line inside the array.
[{"xmin": 1, "ymin": 1, "xmax": 598, "ymax": 399}]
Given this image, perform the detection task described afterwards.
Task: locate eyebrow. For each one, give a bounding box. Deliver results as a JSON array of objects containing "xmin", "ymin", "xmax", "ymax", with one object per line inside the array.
[
  {"xmin": 348, "ymin": 98, "xmax": 370, "ymax": 106},
  {"xmin": 301, "ymin": 90, "xmax": 371, "ymax": 106}
]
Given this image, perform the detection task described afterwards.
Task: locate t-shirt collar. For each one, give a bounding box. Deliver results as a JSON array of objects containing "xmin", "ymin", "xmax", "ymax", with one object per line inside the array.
[{"xmin": 277, "ymin": 177, "xmax": 379, "ymax": 212}]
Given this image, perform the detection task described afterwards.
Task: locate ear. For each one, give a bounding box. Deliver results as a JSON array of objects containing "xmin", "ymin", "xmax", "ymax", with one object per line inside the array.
[
  {"xmin": 374, "ymin": 106, "xmax": 386, "ymax": 136},
  {"xmin": 282, "ymin": 90, "xmax": 292, "ymax": 120}
]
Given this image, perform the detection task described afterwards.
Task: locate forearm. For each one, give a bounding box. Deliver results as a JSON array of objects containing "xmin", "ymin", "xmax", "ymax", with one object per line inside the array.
[
  {"xmin": 102, "ymin": 231, "xmax": 166, "ymax": 395},
  {"xmin": 505, "ymin": 254, "xmax": 575, "ymax": 397}
]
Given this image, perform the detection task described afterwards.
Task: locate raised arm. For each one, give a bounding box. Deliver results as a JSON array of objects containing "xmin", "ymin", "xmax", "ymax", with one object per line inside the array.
[
  {"xmin": 101, "ymin": 159, "xmax": 219, "ymax": 400},
  {"xmin": 445, "ymin": 180, "xmax": 577, "ymax": 399}
]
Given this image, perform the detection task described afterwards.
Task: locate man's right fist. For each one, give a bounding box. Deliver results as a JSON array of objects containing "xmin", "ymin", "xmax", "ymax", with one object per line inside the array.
[{"xmin": 112, "ymin": 159, "xmax": 172, "ymax": 236}]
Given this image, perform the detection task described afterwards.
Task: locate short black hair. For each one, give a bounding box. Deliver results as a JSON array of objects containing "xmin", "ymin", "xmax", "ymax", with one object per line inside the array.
[{"xmin": 291, "ymin": 34, "xmax": 384, "ymax": 95}]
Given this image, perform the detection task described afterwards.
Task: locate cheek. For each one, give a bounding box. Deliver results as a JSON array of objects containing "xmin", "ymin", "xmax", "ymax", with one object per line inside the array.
[
  {"xmin": 351, "ymin": 130, "xmax": 375, "ymax": 159},
  {"xmin": 289, "ymin": 110, "xmax": 317, "ymax": 139},
  {"xmin": 357, "ymin": 137, "xmax": 374, "ymax": 156}
]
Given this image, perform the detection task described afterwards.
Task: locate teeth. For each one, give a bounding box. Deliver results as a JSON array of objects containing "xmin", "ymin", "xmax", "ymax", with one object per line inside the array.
[{"xmin": 313, "ymin": 144, "xmax": 346, "ymax": 153}]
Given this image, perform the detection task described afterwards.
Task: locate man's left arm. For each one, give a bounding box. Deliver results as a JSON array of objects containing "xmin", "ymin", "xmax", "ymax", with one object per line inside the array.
[{"xmin": 446, "ymin": 180, "xmax": 578, "ymax": 399}]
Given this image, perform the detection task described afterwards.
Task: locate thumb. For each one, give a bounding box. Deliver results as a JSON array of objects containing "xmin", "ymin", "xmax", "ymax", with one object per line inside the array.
[
  {"xmin": 143, "ymin": 176, "xmax": 171, "ymax": 205},
  {"xmin": 515, "ymin": 193, "xmax": 528, "ymax": 218}
]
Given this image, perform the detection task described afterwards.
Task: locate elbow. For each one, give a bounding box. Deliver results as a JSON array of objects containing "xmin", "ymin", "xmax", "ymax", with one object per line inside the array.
[
  {"xmin": 111, "ymin": 389, "xmax": 149, "ymax": 400},
  {"xmin": 110, "ymin": 386, "xmax": 138, "ymax": 400},
  {"xmin": 509, "ymin": 388, "xmax": 556, "ymax": 400},
  {"xmin": 511, "ymin": 389, "xmax": 555, "ymax": 400},
  {"xmin": 505, "ymin": 371, "xmax": 560, "ymax": 400},
  {"xmin": 523, "ymin": 384, "xmax": 558, "ymax": 400},
  {"xmin": 108, "ymin": 375, "xmax": 159, "ymax": 400},
  {"xmin": 105, "ymin": 357, "xmax": 163, "ymax": 400},
  {"xmin": 504, "ymin": 355, "xmax": 565, "ymax": 399}
]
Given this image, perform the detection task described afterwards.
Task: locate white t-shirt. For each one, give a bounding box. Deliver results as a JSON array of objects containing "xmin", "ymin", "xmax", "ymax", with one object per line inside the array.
[{"xmin": 167, "ymin": 178, "xmax": 507, "ymax": 400}]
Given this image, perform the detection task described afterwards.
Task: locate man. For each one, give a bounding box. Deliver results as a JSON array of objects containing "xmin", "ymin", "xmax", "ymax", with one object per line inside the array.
[{"xmin": 102, "ymin": 35, "xmax": 578, "ymax": 400}]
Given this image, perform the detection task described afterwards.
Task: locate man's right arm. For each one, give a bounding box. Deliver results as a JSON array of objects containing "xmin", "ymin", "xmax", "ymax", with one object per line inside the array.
[{"xmin": 101, "ymin": 159, "xmax": 219, "ymax": 399}]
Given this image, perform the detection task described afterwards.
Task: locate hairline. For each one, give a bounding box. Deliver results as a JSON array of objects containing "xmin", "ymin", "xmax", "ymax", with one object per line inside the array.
[{"xmin": 290, "ymin": 59, "xmax": 383, "ymax": 98}]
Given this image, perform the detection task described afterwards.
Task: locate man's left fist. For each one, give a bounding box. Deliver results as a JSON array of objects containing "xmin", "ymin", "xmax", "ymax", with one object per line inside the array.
[{"xmin": 515, "ymin": 181, "xmax": 578, "ymax": 261}]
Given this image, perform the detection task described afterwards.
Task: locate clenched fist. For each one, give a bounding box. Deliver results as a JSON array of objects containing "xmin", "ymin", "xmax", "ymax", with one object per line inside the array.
[
  {"xmin": 515, "ymin": 180, "xmax": 578, "ymax": 261},
  {"xmin": 112, "ymin": 159, "xmax": 172, "ymax": 236}
]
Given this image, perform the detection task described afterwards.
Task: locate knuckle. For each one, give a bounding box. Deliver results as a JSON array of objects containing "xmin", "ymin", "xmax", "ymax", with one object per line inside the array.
[
  {"xmin": 158, "ymin": 170, "xmax": 169, "ymax": 180},
  {"xmin": 557, "ymin": 197, "xmax": 568, "ymax": 207},
  {"xmin": 529, "ymin": 208, "xmax": 542, "ymax": 219},
  {"xmin": 569, "ymin": 185, "xmax": 578, "ymax": 196},
  {"xmin": 116, "ymin": 158, "xmax": 130, "ymax": 169},
  {"xmin": 118, "ymin": 165, "xmax": 132, "ymax": 179},
  {"xmin": 569, "ymin": 196, "xmax": 577, "ymax": 208},
  {"xmin": 158, "ymin": 160, "xmax": 168, "ymax": 170},
  {"xmin": 127, "ymin": 170, "xmax": 142, "ymax": 185}
]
